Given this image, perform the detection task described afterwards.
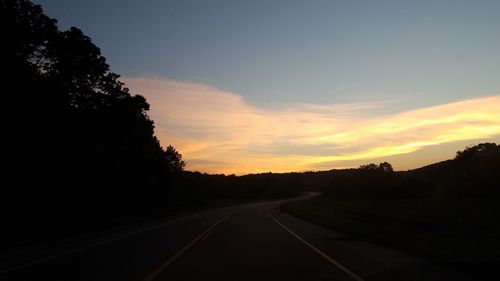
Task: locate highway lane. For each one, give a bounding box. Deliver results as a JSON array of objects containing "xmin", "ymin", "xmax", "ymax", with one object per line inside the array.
[
  {"xmin": 1, "ymin": 204, "xmax": 241, "ymax": 281},
  {"xmin": 1, "ymin": 195, "xmax": 470, "ymax": 281},
  {"xmin": 1, "ymin": 195, "xmax": 362, "ymax": 281},
  {"xmin": 151, "ymin": 201, "xmax": 358, "ymax": 281}
]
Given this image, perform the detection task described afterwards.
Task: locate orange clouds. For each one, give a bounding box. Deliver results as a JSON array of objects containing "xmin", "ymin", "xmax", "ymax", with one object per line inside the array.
[{"xmin": 123, "ymin": 77, "xmax": 500, "ymax": 174}]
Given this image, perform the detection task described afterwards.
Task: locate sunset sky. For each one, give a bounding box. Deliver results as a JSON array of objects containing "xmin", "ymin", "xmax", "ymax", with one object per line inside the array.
[{"xmin": 36, "ymin": 0, "xmax": 500, "ymax": 174}]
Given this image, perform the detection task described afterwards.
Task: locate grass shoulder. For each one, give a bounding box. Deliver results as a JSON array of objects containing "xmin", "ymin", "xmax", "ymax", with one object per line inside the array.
[{"xmin": 281, "ymin": 195, "xmax": 500, "ymax": 262}]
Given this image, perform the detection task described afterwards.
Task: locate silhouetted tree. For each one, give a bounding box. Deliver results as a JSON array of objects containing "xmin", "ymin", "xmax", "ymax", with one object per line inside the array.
[
  {"xmin": 379, "ymin": 161, "xmax": 394, "ymax": 172},
  {"xmin": 455, "ymin": 143, "xmax": 500, "ymax": 161},
  {"xmin": 165, "ymin": 145, "xmax": 186, "ymax": 173},
  {"xmin": 359, "ymin": 163, "xmax": 379, "ymax": 170},
  {"xmin": 452, "ymin": 143, "xmax": 500, "ymax": 196},
  {"xmin": 1, "ymin": 0, "xmax": 185, "ymax": 249},
  {"xmin": 359, "ymin": 162, "xmax": 393, "ymax": 172}
]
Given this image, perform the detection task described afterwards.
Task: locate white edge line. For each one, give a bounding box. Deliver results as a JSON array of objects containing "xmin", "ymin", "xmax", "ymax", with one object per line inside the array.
[
  {"xmin": 267, "ymin": 208, "xmax": 365, "ymax": 281},
  {"xmin": 142, "ymin": 215, "xmax": 230, "ymax": 281}
]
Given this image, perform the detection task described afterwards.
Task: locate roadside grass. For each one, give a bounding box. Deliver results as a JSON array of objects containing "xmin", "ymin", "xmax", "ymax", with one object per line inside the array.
[{"xmin": 281, "ymin": 196, "xmax": 500, "ymax": 262}]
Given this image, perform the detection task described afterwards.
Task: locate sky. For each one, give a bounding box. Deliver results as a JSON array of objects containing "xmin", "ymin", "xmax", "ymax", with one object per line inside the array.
[{"xmin": 35, "ymin": 0, "xmax": 500, "ymax": 174}]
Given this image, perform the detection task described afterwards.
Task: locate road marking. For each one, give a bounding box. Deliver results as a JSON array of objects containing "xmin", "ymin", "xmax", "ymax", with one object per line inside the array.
[
  {"xmin": 142, "ymin": 215, "xmax": 230, "ymax": 281},
  {"xmin": 267, "ymin": 208, "xmax": 365, "ymax": 281},
  {"xmin": 0, "ymin": 214, "xmax": 212, "ymax": 275},
  {"xmin": 201, "ymin": 230, "xmax": 213, "ymax": 241},
  {"xmin": 0, "ymin": 205, "xmax": 246, "ymax": 276}
]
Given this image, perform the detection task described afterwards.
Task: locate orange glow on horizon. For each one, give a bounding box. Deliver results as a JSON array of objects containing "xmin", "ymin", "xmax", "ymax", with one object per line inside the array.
[{"xmin": 124, "ymin": 77, "xmax": 500, "ymax": 175}]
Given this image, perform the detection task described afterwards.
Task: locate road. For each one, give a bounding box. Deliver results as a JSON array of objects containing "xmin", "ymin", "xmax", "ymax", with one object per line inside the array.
[{"xmin": 1, "ymin": 195, "xmax": 471, "ymax": 281}]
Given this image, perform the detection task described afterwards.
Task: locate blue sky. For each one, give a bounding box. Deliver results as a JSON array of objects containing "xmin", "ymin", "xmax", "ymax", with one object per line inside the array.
[
  {"xmin": 35, "ymin": 0, "xmax": 500, "ymax": 106},
  {"xmin": 34, "ymin": 0, "xmax": 500, "ymax": 173}
]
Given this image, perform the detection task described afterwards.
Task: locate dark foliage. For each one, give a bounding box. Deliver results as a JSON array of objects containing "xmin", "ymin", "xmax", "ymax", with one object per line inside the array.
[
  {"xmin": 322, "ymin": 143, "xmax": 500, "ymax": 199},
  {"xmin": 452, "ymin": 143, "xmax": 500, "ymax": 196},
  {"xmin": 359, "ymin": 161, "xmax": 394, "ymax": 172},
  {"xmin": 1, "ymin": 0, "xmax": 184, "ymax": 249},
  {"xmin": 175, "ymin": 142, "xmax": 500, "ymax": 203},
  {"xmin": 174, "ymin": 172, "xmax": 303, "ymax": 206}
]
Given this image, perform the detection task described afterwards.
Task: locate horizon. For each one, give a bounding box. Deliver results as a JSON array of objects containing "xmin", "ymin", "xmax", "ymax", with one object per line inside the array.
[
  {"xmin": 182, "ymin": 139, "xmax": 497, "ymax": 176},
  {"xmin": 34, "ymin": 0, "xmax": 500, "ymax": 174}
]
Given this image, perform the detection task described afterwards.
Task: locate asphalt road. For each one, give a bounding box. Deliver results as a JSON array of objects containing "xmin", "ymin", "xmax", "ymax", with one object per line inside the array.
[{"xmin": 0, "ymin": 195, "xmax": 471, "ymax": 281}]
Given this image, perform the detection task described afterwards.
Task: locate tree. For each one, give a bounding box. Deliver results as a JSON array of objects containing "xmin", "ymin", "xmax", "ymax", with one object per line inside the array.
[
  {"xmin": 359, "ymin": 163, "xmax": 379, "ymax": 170},
  {"xmin": 455, "ymin": 143, "xmax": 500, "ymax": 161},
  {"xmin": 2, "ymin": 0, "xmax": 187, "ymax": 246},
  {"xmin": 165, "ymin": 145, "xmax": 186, "ymax": 173},
  {"xmin": 453, "ymin": 143, "xmax": 500, "ymax": 194},
  {"xmin": 379, "ymin": 162, "xmax": 394, "ymax": 172},
  {"xmin": 359, "ymin": 162, "xmax": 393, "ymax": 172}
]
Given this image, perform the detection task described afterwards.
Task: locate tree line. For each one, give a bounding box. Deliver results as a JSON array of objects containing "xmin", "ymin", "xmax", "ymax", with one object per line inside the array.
[
  {"xmin": 176, "ymin": 141, "xmax": 500, "ymax": 203},
  {"xmin": 184, "ymin": 143, "xmax": 500, "ymax": 202},
  {"xmin": 2, "ymin": 0, "xmax": 185, "ymax": 249}
]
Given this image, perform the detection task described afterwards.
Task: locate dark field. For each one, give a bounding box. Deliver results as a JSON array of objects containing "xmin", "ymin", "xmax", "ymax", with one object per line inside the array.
[{"xmin": 282, "ymin": 196, "xmax": 500, "ymax": 263}]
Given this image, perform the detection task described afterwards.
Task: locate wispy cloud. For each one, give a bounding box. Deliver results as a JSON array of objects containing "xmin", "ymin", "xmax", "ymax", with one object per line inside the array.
[{"xmin": 123, "ymin": 77, "xmax": 500, "ymax": 174}]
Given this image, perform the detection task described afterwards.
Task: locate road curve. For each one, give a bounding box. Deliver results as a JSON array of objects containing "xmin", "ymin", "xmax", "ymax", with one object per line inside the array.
[
  {"xmin": 1, "ymin": 195, "xmax": 355, "ymax": 281},
  {"xmin": 0, "ymin": 195, "xmax": 470, "ymax": 281},
  {"xmin": 147, "ymin": 199, "xmax": 358, "ymax": 281}
]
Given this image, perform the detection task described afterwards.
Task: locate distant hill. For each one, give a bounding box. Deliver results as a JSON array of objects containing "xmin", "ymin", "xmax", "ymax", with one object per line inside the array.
[{"xmin": 181, "ymin": 143, "xmax": 500, "ymax": 200}]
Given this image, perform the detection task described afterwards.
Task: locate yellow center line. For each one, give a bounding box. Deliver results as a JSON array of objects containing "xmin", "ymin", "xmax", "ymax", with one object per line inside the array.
[{"xmin": 142, "ymin": 215, "xmax": 230, "ymax": 281}]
